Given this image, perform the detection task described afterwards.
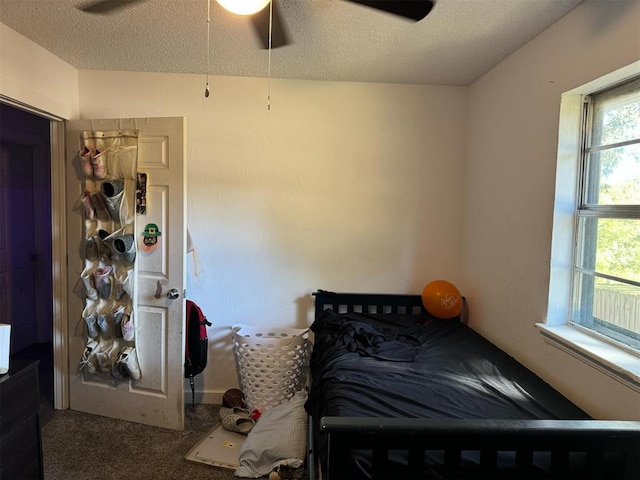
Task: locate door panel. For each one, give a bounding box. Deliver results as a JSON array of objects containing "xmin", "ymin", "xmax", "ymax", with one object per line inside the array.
[
  {"xmin": 0, "ymin": 144, "xmax": 8, "ymax": 327},
  {"xmin": 65, "ymin": 117, "xmax": 186, "ymax": 430},
  {"xmin": 0, "ymin": 141, "xmax": 37, "ymax": 353}
]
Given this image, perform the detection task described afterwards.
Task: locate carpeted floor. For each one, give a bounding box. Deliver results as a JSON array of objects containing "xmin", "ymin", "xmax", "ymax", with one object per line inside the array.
[{"xmin": 42, "ymin": 404, "xmax": 238, "ymax": 480}]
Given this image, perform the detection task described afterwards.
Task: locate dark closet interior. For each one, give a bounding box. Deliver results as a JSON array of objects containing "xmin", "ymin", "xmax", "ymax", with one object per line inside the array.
[{"xmin": 1, "ymin": 102, "xmax": 55, "ymax": 424}]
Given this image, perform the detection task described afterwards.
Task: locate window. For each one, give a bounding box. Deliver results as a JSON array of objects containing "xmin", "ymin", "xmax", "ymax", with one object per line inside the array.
[{"xmin": 571, "ymin": 77, "xmax": 640, "ymax": 351}]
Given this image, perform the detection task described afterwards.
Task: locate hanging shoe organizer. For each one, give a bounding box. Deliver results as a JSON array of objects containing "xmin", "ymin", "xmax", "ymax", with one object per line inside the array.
[{"xmin": 77, "ymin": 129, "xmax": 142, "ymax": 381}]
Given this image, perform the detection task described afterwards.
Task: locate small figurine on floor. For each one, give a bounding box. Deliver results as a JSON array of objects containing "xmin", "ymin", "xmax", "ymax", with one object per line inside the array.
[{"xmin": 268, "ymin": 463, "xmax": 304, "ymax": 480}]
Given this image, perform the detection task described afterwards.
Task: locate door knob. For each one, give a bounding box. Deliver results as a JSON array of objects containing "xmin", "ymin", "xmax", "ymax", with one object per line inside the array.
[{"xmin": 167, "ymin": 289, "xmax": 180, "ymax": 300}]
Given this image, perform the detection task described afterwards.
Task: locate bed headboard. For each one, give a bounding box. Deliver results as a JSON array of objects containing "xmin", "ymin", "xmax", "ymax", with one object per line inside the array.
[{"xmin": 313, "ymin": 290, "xmax": 468, "ymax": 324}]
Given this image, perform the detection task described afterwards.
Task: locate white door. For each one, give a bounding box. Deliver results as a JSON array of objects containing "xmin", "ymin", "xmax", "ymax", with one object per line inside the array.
[{"xmin": 65, "ymin": 117, "xmax": 187, "ymax": 430}]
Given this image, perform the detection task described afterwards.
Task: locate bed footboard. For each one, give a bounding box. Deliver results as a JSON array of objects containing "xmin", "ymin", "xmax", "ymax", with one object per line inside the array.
[{"xmin": 320, "ymin": 417, "xmax": 640, "ymax": 479}]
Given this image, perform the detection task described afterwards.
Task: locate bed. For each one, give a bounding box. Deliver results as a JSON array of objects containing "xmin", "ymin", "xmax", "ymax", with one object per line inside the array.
[{"xmin": 305, "ymin": 290, "xmax": 640, "ymax": 479}]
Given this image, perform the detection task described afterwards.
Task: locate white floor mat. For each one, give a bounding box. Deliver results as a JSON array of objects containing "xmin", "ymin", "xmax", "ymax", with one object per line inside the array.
[{"xmin": 185, "ymin": 424, "xmax": 247, "ymax": 470}]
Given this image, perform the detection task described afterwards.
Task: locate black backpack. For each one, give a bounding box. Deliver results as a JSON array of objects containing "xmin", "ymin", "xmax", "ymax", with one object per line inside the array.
[{"xmin": 184, "ymin": 300, "xmax": 211, "ymax": 409}]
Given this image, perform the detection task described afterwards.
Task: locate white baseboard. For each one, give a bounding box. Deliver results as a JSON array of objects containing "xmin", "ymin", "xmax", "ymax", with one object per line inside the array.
[{"xmin": 184, "ymin": 389, "xmax": 225, "ymax": 405}]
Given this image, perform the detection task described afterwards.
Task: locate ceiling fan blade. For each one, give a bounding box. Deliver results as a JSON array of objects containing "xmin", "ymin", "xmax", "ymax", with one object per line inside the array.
[
  {"xmin": 250, "ymin": 1, "xmax": 290, "ymax": 49},
  {"xmin": 346, "ymin": 0, "xmax": 435, "ymax": 21},
  {"xmin": 78, "ymin": 0, "xmax": 145, "ymax": 15}
]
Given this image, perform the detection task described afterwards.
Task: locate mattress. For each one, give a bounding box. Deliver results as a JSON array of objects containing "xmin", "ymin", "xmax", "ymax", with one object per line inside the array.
[{"xmin": 304, "ymin": 308, "xmax": 590, "ymax": 476}]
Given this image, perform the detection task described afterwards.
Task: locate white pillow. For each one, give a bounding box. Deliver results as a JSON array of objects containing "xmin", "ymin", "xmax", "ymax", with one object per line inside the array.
[{"xmin": 234, "ymin": 391, "xmax": 308, "ymax": 478}]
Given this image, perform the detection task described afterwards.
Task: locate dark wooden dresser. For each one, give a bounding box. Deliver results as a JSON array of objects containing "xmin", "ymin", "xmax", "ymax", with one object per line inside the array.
[{"xmin": 0, "ymin": 359, "xmax": 44, "ymax": 480}]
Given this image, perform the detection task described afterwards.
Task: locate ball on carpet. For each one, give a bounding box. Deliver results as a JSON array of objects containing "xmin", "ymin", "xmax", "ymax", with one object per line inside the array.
[
  {"xmin": 222, "ymin": 388, "xmax": 245, "ymax": 408},
  {"xmin": 422, "ymin": 280, "xmax": 462, "ymax": 319}
]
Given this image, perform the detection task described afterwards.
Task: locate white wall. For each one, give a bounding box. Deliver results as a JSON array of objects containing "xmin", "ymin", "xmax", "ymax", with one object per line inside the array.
[
  {"xmin": 0, "ymin": 23, "xmax": 79, "ymax": 119},
  {"xmin": 464, "ymin": 0, "xmax": 640, "ymax": 419},
  {"xmin": 78, "ymin": 71, "xmax": 468, "ymax": 399},
  {"xmin": 6, "ymin": 0, "xmax": 638, "ymax": 419}
]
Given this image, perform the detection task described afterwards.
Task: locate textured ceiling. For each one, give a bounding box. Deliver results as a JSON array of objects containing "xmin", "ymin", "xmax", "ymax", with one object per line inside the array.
[{"xmin": 0, "ymin": 0, "xmax": 585, "ymax": 86}]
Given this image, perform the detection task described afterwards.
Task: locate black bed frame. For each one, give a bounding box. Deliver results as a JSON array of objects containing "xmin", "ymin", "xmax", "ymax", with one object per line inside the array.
[{"xmin": 308, "ymin": 290, "xmax": 640, "ymax": 479}]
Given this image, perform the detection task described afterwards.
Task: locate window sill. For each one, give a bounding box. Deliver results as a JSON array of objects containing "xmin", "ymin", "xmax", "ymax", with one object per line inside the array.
[{"xmin": 536, "ymin": 323, "xmax": 640, "ymax": 393}]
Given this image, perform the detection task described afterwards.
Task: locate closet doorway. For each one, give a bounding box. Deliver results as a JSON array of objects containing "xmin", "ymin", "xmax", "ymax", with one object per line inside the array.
[{"xmin": 0, "ymin": 102, "xmax": 56, "ymax": 422}]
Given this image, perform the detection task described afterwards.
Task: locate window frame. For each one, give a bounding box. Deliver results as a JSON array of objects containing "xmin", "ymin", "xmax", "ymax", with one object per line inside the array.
[
  {"xmin": 570, "ymin": 78, "xmax": 640, "ymax": 352},
  {"xmin": 539, "ymin": 61, "xmax": 640, "ymax": 392}
]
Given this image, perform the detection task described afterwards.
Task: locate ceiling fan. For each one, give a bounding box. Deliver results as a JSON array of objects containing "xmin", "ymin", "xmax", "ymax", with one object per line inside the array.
[{"xmin": 77, "ymin": 0, "xmax": 435, "ymax": 49}]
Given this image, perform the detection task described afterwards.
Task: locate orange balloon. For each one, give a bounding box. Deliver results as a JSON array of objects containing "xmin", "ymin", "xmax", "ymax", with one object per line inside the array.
[{"xmin": 422, "ymin": 280, "xmax": 462, "ymax": 319}]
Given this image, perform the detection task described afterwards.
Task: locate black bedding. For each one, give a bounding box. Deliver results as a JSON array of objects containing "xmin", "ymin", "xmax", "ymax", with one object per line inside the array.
[
  {"xmin": 305, "ymin": 308, "xmax": 591, "ymax": 477},
  {"xmin": 306, "ymin": 308, "xmax": 588, "ymax": 421}
]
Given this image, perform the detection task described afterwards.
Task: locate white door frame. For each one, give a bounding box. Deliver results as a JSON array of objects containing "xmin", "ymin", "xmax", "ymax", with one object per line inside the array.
[{"xmin": 52, "ymin": 118, "xmax": 69, "ymax": 409}]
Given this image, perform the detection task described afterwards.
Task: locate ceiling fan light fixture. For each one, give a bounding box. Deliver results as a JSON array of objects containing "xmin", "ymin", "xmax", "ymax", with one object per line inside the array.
[{"xmin": 216, "ymin": 0, "xmax": 270, "ymax": 16}]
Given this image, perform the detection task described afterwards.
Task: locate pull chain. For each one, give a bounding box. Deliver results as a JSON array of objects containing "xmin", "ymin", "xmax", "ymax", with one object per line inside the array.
[
  {"xmin": 205, "ymin": 0, "xmax": 211, "ymax": 97},
  {"xmin": 267, "ymin": 0, "xmax": 272, "ymax": 110}
]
